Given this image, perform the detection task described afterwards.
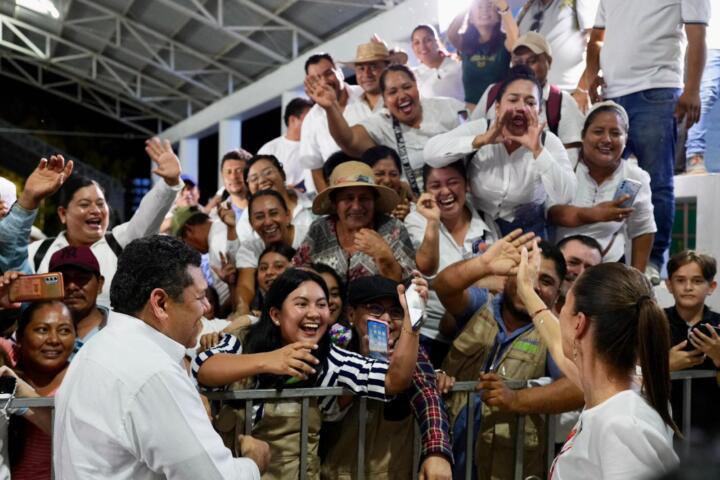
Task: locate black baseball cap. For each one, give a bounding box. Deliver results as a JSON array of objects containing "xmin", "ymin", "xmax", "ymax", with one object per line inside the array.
[{"xmin": 347, "ymin": 275, "xmax": 399, "ymax": 306}]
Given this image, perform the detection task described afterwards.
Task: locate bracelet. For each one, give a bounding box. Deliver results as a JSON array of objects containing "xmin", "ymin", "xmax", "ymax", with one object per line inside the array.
[
  {"xmin": 497, "ymin": 6, "xmax": 510, "ymax": 15},
  {"xmin": 574, "ymin": 87, "xmax": 589, "ymax": 94},
  {"xmin": 531, "ymin": 307, "xmax": 549, "ymax": 320}
]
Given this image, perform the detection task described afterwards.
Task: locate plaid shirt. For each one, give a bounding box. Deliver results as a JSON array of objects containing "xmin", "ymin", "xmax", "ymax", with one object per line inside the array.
[{"xmin": 410, "ymin": 347, "xmax": 454, "ymax": 463}]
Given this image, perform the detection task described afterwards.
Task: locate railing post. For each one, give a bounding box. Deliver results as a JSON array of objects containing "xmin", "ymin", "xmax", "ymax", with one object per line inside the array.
[
  {"xmin": 244, "ymin": 399, "xmax": 253, "ymax": 435},
  {"xmin": 546, "ymin": 414, "xmax": 556, "ymax": 474},
  {"xmin": 682, "ymin": 377, "xmax": 692, "ymax": 459},
  {"xmin": 514, "ymin": 415, "xmax": 525, "ymax": 480},
  {"xmin": 412, "ymin": 421, "xmax": 421, "ymax": 480},
  {"xmin": 357, "ymin": 397, "xmax": 368, "ymax": 480},
  {"xmin": 465, "ymin": 392, "xmax": 475, "ymax": 480},
  {"xmin": 299, "ymin": 397, "xmax": 309, "ymax": 480}
]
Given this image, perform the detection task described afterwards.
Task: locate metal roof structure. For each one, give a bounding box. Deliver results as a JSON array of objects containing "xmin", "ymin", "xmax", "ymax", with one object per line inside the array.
[{"xmin": 0, "ymin": 0, "xmax": 402, "ymax": 134}]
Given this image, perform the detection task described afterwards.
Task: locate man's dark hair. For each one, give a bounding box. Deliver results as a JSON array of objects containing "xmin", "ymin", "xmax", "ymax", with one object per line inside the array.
[
  {"xmin": 304, "ymin": 53, "xmax": 335, "ymax": 74},
  {"xmin": 496, "ymin": 64, "xmax": 543, "ymax": 103},
  {"xmin": 421, "ymin": 160, "xmax": 467, "ymax": 190},
  {"xmin": 220, "ymin": 149, "xmax": 253, "ymax": 169},
  {"xmin": 539, "ymin": 239, "xmax": 567, "ymax": 284},
  {"xmin": 323, "ymin": 151, "xmax": 356, "ymax": 182},
  {"xmin": 667, "ymin": 250, "xmax": 717, "ymax": 282},
  {"xmin": 361, "ymin": 146, "xmax": 402, "ymax": 172},
  {"xmin": 110, "ymin": 235, "xmax": 201, "ymax": 316},
  {"xmin": 557, "ymin": 235, "xmax": 603, "ymax": 257},
  {"xmin": 379, "ymin": 64, "xmax": 416, "ymax": 94},
  {"xmin": 179, "ymin": 209, "xmax": 211, "ymax": 239},
  {"xmin": 284, "ymin": 98, "xmax": 313, "ymax": 127}
]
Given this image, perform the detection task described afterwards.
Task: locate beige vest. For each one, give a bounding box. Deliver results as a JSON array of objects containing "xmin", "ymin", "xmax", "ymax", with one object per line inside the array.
[
  {"xmin": 442, "ymin": 295, "xmax": 549, "ymax": 480},
  {"xmin": 321, "ymin": 399, "xmax": 415, "ymax": 480},
  {"xmin": 212, "ymin": 326, "xmax": 322, "ymax": 480}
]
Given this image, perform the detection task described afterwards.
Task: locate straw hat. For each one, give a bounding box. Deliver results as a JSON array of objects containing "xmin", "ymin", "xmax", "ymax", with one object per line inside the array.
[
  {"xmin": 312, "ymin": 161, "xmax": 400, "ymax": 215},
  {"xmin": 340, "ymin": 41, "xmax": 408, "ymax": 67}
]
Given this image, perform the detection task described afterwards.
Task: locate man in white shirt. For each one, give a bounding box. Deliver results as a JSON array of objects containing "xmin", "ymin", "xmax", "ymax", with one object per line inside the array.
[
  {"xmin": 574, "ymin": 0, "xmax": 710, "ymax": 283},
  {"xmin": 685, "ymin": 7, "xmax": 720, "ymax": 174},
  {"xmin": 470, "ymin": 32, "xmax": 585, "ymax": 164},
  {"xmin": 516, "ymin": 0, "xmax": 599, "ymax": 91},
  {"xmin": 53, "ymin": 235, "xmax": 269, "ymax": 480},
  {"xmin": 258, "ymin": 98, "xmax": 315, "ymax": 193},
  {"xmin": 299, "ymin": 50, "xmax": 388, "ymax": 192}
]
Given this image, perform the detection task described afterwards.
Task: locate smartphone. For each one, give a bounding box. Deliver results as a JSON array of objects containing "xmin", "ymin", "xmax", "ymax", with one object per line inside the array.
[
  {"xmin": 692, "ymin": 323, "xmax": 720, "ymax": 337},
  {"xmin": 367, "ymin": 318, "xmax": 389, "ymax": 361},
  {"xmin": 612, "ymin": 179, "xmax": 642, "ymax": 209},
  {"xmin": 8, "ymin": 273, "xmax": 64, "ymax": 303},
  {"xmin": 0, "ymin": 376, "xmax": 15, "ymax": 396},
  {"xmin": 404, "ymin": 283, "xmax": 425, "ymax": 331}
]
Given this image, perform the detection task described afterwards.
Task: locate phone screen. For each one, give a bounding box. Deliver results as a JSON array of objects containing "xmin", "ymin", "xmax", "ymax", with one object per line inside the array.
[{"xmin": 367, "ymin": 319, "xmax": 389, "ymax": 361}]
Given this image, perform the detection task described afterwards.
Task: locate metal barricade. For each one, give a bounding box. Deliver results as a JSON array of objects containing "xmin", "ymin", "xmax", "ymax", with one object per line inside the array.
[{"xmin": 4, "ymin": 370, "xmax": 717, "ymax": 480}]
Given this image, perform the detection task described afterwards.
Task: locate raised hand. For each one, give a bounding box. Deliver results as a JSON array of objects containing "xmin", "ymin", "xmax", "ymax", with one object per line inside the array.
[
  {"xmin": 217, "ymin": 201, "xmax": 236, "ymax": 228},
  {"xmin": 354, "ymin": 228, "xmax": 393, "ymax": 261},
  {"xmin": 0, "ymin": 271, "xmax": 24, "ymax": 310},
  {"xmin": 145, "ymin": 138, "xmax": 181, "ymax": 186},
  {"xmin": 473, "ymin": 110, "xmax": 510, "ymax": 149},
  {"xmin": 19, "ymin": 155, "xmax": 74, "ymax": 210},
  {"xmin": 480, "ymin": 229, "xmax": 536, "ymax": 276},
  {"xmin": 211, "ymin": 251, "xmax": 238, "ymax": 286},
  {"xmin": 304, "ymin": 75, "xmax": 338, "ymax": 110},
  {"xmin": 517, "ymin": 241, "xmax": 542, "ymax": 303},
  {"xmin": 415, "ymin": 192, "xmax": 441, "ymax": 223},
  {"xmin": 264, "ymin": 341, "xmax": 319, "ymax": 379},
  {"xmin": 503, "ymin": 107, "xmax": 546, "ymax": 157},
  {"xmin": 668, "ymin": 340, "xmax": 705, "ymax": 371},
  {"xmin": 391, "ymin": 198, "xmax": 411, "ymax": 221}
]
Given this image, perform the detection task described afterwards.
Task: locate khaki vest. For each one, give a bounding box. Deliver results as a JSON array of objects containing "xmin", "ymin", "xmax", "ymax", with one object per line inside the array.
[
  {"xmin": 321, "ymin": 399, "xmax": 415, "ymax": 480},
  {"xmin": 442, "ymin": 296, "xmax": 549, "ymax": 480},
  {"xmin": 212, "ymin": 326, "xmax": 322, "ymax": 480}
]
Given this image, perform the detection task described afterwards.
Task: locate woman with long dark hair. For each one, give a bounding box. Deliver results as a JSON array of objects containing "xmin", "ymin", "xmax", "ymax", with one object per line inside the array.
[
  {"xmin": 516, "ymin": 244, "xmax": 679, "ymax": 479},
  {"xmin": 193, "ymin": 268, "xmax": 420, "ymax": 479}
]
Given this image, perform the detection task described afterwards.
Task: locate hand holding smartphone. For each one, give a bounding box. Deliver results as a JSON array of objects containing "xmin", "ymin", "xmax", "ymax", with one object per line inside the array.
[
  {"xmin": 404, "ymin": 282, "xmax": 426, "ymax": 331},
  {"xmin": 367, "ymin": 319, "xmax": 389, "ymax": 361},
  {"xmin": 612, "ymin": 179, "xmax": 642, "ymax": 209}
]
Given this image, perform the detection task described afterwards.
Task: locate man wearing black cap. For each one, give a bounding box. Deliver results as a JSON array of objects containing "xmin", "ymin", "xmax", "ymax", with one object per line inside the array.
[
  {"xmin": 322, "ymin": 274, "xmax": 453, "ymax": 480},
  {"xmin": 49, "ymin": 245, "xmax": 107, "ymax": 357}
]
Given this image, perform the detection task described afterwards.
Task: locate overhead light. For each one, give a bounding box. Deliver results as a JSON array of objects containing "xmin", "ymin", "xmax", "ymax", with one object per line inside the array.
[
  {"xmin": 17, "ymin": 0, "xmax": 60, "ymax": 19},
  {"xmin": 438, "ymin": 0, "xmax": 472, "ymax": 32}
]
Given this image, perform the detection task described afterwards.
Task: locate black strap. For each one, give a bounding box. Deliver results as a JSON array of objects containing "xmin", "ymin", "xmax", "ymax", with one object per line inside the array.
[
  {"xmin": 33, "ymin": 238, "xmax": 55, "ymax": 272},
  {"xmin": 392, "ymin": 116, "xmax": 422, "ymax": 197},
  {"xmin": 104, "ymin": 232, "xmax": 123, "ymax": 257}
]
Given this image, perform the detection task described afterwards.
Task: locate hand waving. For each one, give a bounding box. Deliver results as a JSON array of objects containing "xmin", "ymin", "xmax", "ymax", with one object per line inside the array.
[
  {"xmin": 19, "ymin": 155, "xmax": 74, "ymax": 210},
  {"xmin": 480, "ymin": 229, "xmax": 536, "ymax": 276},
  {"xmin": 304, "ymin": 75, "xmax": 338, "ymax": 110},
  {"xmin": 211, "ymin": 251, "xmax": 238, "ymax": 286},
  {"xmin": 145, "ymin": 138, "xmax": 181, "ymax": 186},
  {"xmin": 416, "ymin": 193, "xmax": 441, "ymax": 223}
]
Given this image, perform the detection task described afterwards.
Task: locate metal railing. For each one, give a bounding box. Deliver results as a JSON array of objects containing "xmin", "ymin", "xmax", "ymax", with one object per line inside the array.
[{"xmin": 5, "ymin": 370, "xmax": 717, "ymax": 480}]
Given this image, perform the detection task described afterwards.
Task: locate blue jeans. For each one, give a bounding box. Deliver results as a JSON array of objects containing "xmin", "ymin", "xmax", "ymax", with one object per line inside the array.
[
  {"xmin": 686, "ymin": 49, "xmax": 720, "ymax": 161},
  {"xmin": 611, "ymin": 88, "xmax": 680, "ymax": 269}
]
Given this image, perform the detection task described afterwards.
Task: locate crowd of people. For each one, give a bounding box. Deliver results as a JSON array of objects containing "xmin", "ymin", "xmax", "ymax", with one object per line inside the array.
[{"xmin": 0, "ymin": 0, "xmax": 718, "ymax": 479}]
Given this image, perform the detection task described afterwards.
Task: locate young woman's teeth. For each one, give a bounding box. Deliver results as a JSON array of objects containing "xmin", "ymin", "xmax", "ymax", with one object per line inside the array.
[
  {"xmin": 301, "ymin": 323, "xmax": 319, "ymax": 332},
  {"xmin": 439, "ymin": 196, "xmax": 455, "ymax": 206}
]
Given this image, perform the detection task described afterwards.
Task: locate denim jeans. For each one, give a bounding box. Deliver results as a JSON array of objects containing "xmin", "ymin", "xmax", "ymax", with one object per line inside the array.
[
  {"xmin": 611, "ymin": 88, "xmax": 680, "ymax": 268},
  {"xmin": 686, "ymin": 49, "xmax": 720, "ymax": 160}
]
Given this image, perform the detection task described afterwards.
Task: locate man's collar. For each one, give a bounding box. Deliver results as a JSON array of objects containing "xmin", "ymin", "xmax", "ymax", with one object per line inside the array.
[{"xmin": 108, "ymin": 311, "xmax": 186, "ymax": 363}]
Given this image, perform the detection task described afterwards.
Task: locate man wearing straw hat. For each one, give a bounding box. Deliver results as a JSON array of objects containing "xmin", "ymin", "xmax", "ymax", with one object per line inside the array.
[
  {"xmin": 292, "ymin": 160, "xmax": 416, "ymax": 283},
  {"xmin": 299, "ymin": 41, "xmax": 406, "ymax": 191}
]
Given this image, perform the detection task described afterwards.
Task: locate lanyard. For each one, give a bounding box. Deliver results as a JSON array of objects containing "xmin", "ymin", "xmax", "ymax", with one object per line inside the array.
[{"xmin": 392, "ymin": 116, "xmax": 422, "ymax": 198}]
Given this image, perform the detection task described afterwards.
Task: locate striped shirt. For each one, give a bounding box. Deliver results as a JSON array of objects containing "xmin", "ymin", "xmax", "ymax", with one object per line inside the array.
[{"xmin": 192, "ymin": 334, "xmax": 390, "ymax": 415}]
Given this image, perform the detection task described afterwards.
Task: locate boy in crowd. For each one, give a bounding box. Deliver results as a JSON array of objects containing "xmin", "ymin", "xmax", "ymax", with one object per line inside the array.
[{"xmin": 665, "ymin": 250, "xmax": 720, "ymax": 434}]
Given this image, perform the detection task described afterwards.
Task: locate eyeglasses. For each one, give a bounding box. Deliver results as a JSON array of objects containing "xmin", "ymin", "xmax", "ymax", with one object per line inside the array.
[
  {"xmin": 363, "ymin": 303, "xmax": 404, "ymax": 321},
  {"xmin": 529, "ymin": 9, "xmax": 544, "ymax": 32},
  {"xmin": 247, "ymin": 167, "xmax": 276, "ymax": 184}
]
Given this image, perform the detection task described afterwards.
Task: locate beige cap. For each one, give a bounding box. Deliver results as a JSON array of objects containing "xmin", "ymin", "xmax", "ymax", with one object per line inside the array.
[
  {"xmin": 513, "ymin": 31, "xmax": 552, "ymax": 58},
  {"xmin": 341, "ymin": 41, "xmax": 408, "ymax": 67}
]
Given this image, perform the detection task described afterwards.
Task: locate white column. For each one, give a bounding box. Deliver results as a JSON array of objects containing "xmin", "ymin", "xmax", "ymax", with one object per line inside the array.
[
  {"xmin": 179, "ymin": 137, "xmax": 199, "ymax": 183},
  {"xmin": 218, "ymin": 117, "xmax": 242, "ymax": 187}
]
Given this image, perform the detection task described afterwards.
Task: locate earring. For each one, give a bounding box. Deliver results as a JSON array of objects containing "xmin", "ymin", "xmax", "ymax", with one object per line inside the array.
[{"xmin": 572, "ymin": 340, "xmax": 579, "ymax": 360}]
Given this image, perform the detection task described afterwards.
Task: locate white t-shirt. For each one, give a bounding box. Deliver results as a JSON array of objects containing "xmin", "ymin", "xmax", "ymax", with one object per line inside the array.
[
  {"xmin": 404, "ymin": 201, "xmax": 499, "ymax": 341},
  {"xmin": 360, "ymin": 96, "xmax": 466, "ymax": 189},
  {"xmin": 595, "ymin": 0, "xmax": 711, "ymax": 98},
  {"xmin": 235, "ymin": 223, "xmax": 309, "ymax": 269},
  {"xmin": 424, "ymin": 119, "xmax": 577, "ymax": 222},
  {"xmin": 412, "ymin": 56, "xmax": 465, "ymax": 103},
  {"xmin": 550, "ymin": 390, "xmax": 678, "ymax": 480},
  {"xmin": 470, "ymin": 82, "xmax": 585, "ymax": 164},
  {"xmin": 552, "ymin": 160, "xmax": 656, "ymax": 263},
  {"xmin": 518, "ymin": 0, "xmax": 600, "ymax": 91},
  {"xmin": 299, "ymin": 84, "xmax": 379, "ymax": 170},
  {"xmin": 707, "ymin": 2, "xmax": 720, "ymax": 49},
  {"xmin": 258, "ymin": 136, "xmax": 316, "ymax": 194}
]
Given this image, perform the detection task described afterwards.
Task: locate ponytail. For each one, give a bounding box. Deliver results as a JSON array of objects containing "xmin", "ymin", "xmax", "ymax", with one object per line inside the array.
[{"xmin": 636, "ymin": 297, "xmax": 679, "ymax": 435}]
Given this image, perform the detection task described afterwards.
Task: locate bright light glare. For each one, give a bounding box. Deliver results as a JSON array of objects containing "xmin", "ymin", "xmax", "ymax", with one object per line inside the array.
[
  {"xmin": 438, "ymin": 0, "xmax": 472, "ymax": 32},
  {"xmin": 17, "ymin": 0, "xmax": 60, "ymax": 19}
]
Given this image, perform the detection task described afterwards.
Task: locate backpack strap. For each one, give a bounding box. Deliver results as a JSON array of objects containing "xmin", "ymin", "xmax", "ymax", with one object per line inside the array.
[
  {"xmin": 485, "ymin": 82, "xmax": 504, "ymax": 113},
  {"xmin": 546, "ymin": 85, "xmax": 563, "ymax": 136},
  {"xmin": 33, "ymin": 237, "xmax": 55, "ymax": 272},
  {"xmin": 104, "ymin": 232, "xmax": 123, "ymax": 257}
]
